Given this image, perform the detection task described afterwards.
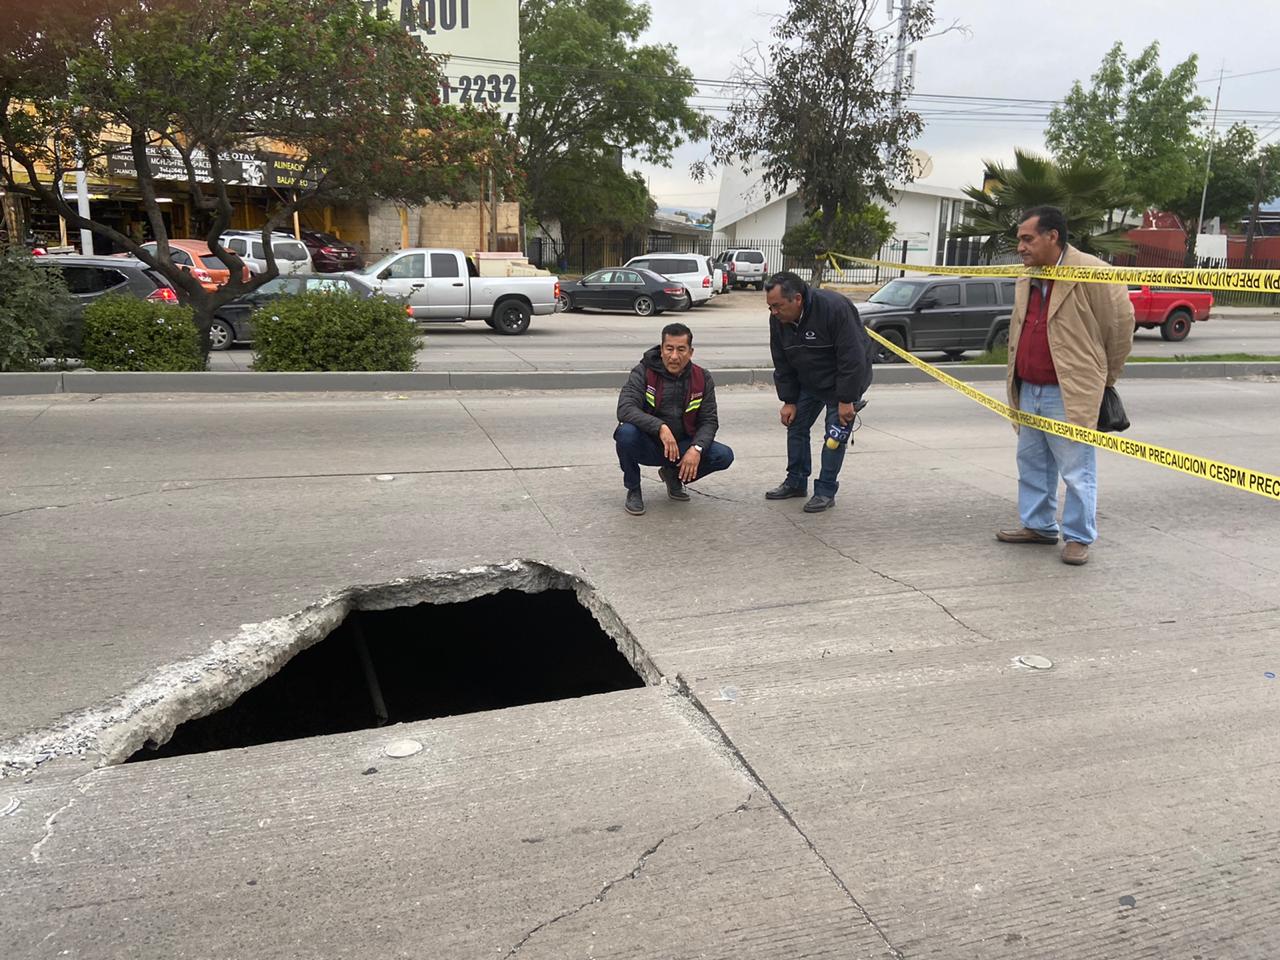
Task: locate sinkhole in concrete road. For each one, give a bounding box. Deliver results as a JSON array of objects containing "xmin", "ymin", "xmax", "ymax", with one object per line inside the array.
[{"xmin": 127, "ymin": 587, "xmax": 646, "ymax": 762}]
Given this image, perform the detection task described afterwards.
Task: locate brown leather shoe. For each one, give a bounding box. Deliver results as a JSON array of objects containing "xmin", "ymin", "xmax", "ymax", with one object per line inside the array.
[
  {"xmin": 996, "ymin": 527, "xmax": 1058, "ymax": 545},
  {"xmin": 1061, "ymin": 541, "xmax": 1090, "ymax": 565}
]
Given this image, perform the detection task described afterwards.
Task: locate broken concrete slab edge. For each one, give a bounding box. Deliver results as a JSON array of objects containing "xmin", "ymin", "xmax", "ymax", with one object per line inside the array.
[{"xmin": 0, "ymin": 560, "xmax": 657, "ymax": 780}]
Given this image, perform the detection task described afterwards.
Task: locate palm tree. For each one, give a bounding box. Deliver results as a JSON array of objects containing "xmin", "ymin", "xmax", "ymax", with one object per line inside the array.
[{"xmin": 951, "ymin": 149, "xmax": 1133, "ymax": 261}]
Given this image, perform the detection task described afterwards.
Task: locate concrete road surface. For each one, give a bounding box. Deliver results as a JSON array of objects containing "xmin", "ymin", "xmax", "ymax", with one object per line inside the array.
[
  {"xmin": 3, "ymin": 376, "xmax": 1280, "ymax": 958},
  {"xmin": 206, "ymin": 293, "xmax": 1280, "ymax": 372}
]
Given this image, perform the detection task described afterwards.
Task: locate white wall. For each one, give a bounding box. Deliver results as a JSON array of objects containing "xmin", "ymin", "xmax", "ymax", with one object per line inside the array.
[
  {"xmin": 885, "ymin": 191, "xmax": 941, "ymax": 265},
  {"xmin": 721, "ymin": 200, "xmax": 789, "ymax": 243}
]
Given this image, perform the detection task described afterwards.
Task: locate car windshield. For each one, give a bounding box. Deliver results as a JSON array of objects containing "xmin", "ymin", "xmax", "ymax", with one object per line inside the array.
[
  {"xmin": 358, "ymin": 253, "xmax": 399, "ymax": 277},
  {"xmin": 255, "ymin": 277, "xmax": 299, "ymax": 296},
  {"xmin": 868, "ymin": 280, "xmax": 925, "ymax": 306}
]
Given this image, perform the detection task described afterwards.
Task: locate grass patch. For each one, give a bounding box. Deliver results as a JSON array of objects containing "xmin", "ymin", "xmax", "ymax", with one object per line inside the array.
[{"xmin": 965, "ymin": 347, "xmax": 1008, "ymax": 364}]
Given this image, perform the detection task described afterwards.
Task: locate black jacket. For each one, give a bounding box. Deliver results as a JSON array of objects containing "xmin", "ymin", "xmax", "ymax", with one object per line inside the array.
[
  {"xmin": 770, "ymin": 286, "xmax": 873, "ymax": 404},
  {"xmin": 617, "ymin": 345, "xmax": 719, "ymax": 448}
]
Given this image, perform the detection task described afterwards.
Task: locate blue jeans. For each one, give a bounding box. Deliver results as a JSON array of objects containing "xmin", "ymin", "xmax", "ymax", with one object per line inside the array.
[
  {"xmin": 1016, "ymin": 382, "xmax": 1098, "ymax": 544},
  {"xmin": 614, "ymin": 423, "xmax": 735, "ymax": 490},
  {"xmin": 784, "ymin": 391, "xmax": 848, "ymax": 498}
]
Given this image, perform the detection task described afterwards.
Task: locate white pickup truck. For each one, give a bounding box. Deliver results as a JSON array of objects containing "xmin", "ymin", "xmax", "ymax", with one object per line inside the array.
[{"xmin": 353, "ymin": 248, "xmax": 559, "ymax": 335}]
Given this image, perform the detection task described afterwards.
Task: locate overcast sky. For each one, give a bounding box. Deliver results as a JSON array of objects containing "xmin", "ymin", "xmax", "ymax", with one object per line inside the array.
[{"xmin": 634, "ymin": 0, "xmax": 1280, "ymax": 214}]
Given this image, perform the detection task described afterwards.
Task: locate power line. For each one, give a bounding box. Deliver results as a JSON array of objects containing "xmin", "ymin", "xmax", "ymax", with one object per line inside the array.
[{"xmin": 1196, "ymin": 64, "xmax": 1280, "ymax": 84}]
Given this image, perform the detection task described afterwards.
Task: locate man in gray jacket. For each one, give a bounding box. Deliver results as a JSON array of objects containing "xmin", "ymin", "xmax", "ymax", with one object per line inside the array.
[{"xmin": 615, "ymin": 322, "xmax": 735, "ymax": 515}]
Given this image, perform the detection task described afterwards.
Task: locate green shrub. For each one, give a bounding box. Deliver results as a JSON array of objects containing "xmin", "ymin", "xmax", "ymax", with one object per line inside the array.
[
  {"xmin": 0, "ymin": 249, "xmax": 75, "ymax": 370},
  {"xmin": 251, "ymin": 292, "xmax": 420, "ymax": 371},
  {"xmin": 81, "ymin": 295, "xmax": 204, "ymax": 371}
]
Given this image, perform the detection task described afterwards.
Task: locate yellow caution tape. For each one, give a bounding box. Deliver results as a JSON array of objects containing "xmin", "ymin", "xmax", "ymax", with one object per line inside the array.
[
  {"xmin": 861, "ymin": 325, "xmax": 1280, "ymax": 502},
  {"xmin": 827, "ymin": 252, "xmax": 1280, "ymax": 294}
]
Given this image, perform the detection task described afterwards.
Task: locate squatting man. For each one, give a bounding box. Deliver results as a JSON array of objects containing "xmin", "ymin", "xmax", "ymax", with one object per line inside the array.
[{"xmin": 613, "ymin": 322, "xmax": 735, "ymax": 515}]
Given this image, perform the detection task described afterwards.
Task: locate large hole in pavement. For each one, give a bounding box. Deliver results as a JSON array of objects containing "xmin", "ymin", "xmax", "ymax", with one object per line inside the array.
[{"xmin": 127, "ymin": 588, "xmax": 646, "ymax": 762}]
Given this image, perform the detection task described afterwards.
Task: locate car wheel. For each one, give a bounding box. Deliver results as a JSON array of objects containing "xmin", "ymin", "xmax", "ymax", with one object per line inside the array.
[
  {"xmin": 988, "ymin": 323, "xmax": 1010, "ymax": 350},
  {"xmin": 483, "ymin": 317, "xmax": 496, "ymax": 328},
  {"xmin": 492, "ymin": 299, "xmax": 531, "ymax": 335},
  {"xmin": 1160, "ymin": 309, "xmax": 1192, "ymax": 342},
  {"xmin": 681, "ymin": 291, "xmax": 693, "ymax": 310},
  {"xmin": 755, "ymin": 281, "xmax": 765, "ymax": 291},
  {"xmin": 556, "ymin": 293, "xmax": 570, "ymax": 312},
  {"xmin": 208, "ymin": 317, "xmax": 234, "ymax": 351},
  {"xmin": 633, "ymin": 295, "xmax": 656, "ymax": 317},
  {"xmin": 873, "ymin": 328, "xmax": 906, "ymax": 363},
  {"xmin": 944, "ymin": 349, "xmax": 965, "ymax": 361}
]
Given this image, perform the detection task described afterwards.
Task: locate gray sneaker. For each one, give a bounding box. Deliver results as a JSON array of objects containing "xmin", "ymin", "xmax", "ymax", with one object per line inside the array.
[
  {"xmin": 802, "ymin": 494, "xmax": 835, "ymax": 513},
  {"xmin": 624, "ymin": 488, "xmax": 645, "ymax": 515}
]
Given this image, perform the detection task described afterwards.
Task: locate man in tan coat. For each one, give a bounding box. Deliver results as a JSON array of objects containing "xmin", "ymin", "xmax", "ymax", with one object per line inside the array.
[{"xmin": 996, "ymin": 205, "xmax": 1134, "ymax": 565}]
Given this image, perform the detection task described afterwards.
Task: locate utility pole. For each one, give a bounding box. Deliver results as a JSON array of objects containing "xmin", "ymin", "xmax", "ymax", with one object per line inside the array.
[
  {"xmin": 891, "ymin": 0, "xmax": 910, "ymax": 107},
  {"xmin": 1244, "ymin": 151, "xmax": 1268, "ymax": 265},
  {"xmin": 1194, "ymin": 65, "xmax": 1224, "ymax": 255}
]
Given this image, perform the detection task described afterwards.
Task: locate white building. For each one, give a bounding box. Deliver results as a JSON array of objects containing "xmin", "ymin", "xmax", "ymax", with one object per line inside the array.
[{"xmin": 713, "ymin": 160, "xmax": 974, "ymax": 268}]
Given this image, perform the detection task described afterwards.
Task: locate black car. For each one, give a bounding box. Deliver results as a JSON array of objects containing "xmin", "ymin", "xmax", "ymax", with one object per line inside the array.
[
  {"xmin": 39, "ymin": 254, "xmax": 179, "ymax": 354},
  {"xmin": 858, "ymin": 276, "xmax": 1016, "ymax": 363},
  {"xmin": 558, "ymin": 267, "xmax": 689, "ymax": 316},
  {"xmin": 209, "ymin": 273, "xmax": 383, "ymax": 350},
  {"xmin": 299, "ymin": 230, "xmax": 363, "ymax": 273}
]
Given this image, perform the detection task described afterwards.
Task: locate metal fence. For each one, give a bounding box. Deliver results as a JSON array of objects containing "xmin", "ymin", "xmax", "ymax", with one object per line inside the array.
[{"xmin": 524, "ymin": 235, "xmax": 915, "ymax": 284}]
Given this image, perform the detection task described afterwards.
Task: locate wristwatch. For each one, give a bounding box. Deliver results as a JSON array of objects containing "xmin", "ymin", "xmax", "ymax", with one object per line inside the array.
[{"xmin": 693, "ymin": 444, "xmax": 704, "ymax": 452}]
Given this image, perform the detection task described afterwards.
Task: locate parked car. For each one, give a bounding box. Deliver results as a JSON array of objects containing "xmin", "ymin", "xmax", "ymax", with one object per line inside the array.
[
  {"xmin": 558, "ymin": 268, "xmax": 689, "ymax": 316},
  {"xmin": 859, "ymin": 275, "xmax": 1016, "ymax": 362},
  {"xmin": 719, "ymin": 260, "xmax": 735, "ymax": 293},
  {"xmin": 299, "ymin": 229, "xmax": 363, "ymax": 273},
  {"xmin": 622, "ymin": 253, "xmax": 718, "ymax": 307},
  {"xmin": 208, "ymin": 273, "xmax": 389, "ymax": 350},
  {"xmin": 713, "ymin": 248, "xmax": 768, "ymax": 290},
  {"xmin": 133, "ymin": 240, "xmax": 251, "ymax": 292},
  {"xmin": 1129, "ymin": 285, "xmax": 1213, "ymax": 342},
  {"xmin": 38, "ymin": 254, "xmax": 179, "ymax": 354},
  {"xmin": 353, "ymin": 248, "xmax": 560, "ymax": 335},
  {"xmin": 217, "ymin": 230, "xmax": 313, "ymax": 275}
]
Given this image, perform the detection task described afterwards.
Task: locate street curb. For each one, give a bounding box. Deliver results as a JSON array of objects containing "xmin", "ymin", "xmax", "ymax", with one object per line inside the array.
[{"xmin": 3, "ymin": 362, "xmax": 1279, "ymax": 397}]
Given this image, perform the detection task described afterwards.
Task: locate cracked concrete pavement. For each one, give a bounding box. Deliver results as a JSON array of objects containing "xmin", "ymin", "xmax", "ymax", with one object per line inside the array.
[{"xmin": 2, "ymin": 377, "xmax": 1280, "ymax": 958}]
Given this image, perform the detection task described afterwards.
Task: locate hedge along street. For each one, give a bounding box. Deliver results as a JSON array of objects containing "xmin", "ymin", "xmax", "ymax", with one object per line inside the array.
[{"xmin": 863, "ymin": 325, "xmax": 1280, "ymax": 502}]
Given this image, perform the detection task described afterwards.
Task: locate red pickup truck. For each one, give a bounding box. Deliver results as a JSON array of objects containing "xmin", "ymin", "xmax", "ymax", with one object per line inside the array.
[{"xmin": 1129, "ymin": 286, "xmax": 1213, "ymax": 342}]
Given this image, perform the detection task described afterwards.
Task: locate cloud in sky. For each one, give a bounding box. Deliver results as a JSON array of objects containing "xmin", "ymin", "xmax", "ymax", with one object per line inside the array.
[{"xmin": 633, "ymin": 0, "xmax": 1280, "ymax": 212}]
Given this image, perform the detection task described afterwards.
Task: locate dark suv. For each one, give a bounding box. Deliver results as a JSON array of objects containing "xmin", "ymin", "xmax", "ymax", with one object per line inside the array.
[
  {"xmin": 299, "ymin": 230, "xmax": 362, "ymax": 272},
  {"xmin": 39, "ymin": 254, "xmax": 179, "ymax": 354},
  {"xmin": 858, "ymin": 275, "xmax": 1015, "ymax": 363}
]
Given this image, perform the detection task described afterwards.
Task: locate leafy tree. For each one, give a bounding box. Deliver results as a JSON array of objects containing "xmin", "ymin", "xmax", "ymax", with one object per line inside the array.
[
  {"xmin": 782, "ymin": 204, "xmax": 895, "ymax": 265},
  {"xmin": 1045, "ymin": 41, "xmax": 1206, "ymax": 217},
  {"xmin": 950, "ymin": 150, "xmax": 1132, "ymax": 259},
  {"xmin": 0, "ymin": 0, "xmax": 507, "ymax": 352},
  {"xmin": 697, "ymin": 209, "xmax": 716, "ymax": 227},
  {"xmin": 1169, "ymin": 123, "xmax": 1280, "ymax": 261},
  {"xmin": 538, "ymin": 155, "xmax": 654, "ymax": 247},
  {"xmin": 519, "ymin": 0, "xmax": 707, "ymax": 253},
  {"xmin": 699, "ymin": 0, "xmax": 934, "ymax": 286}
]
